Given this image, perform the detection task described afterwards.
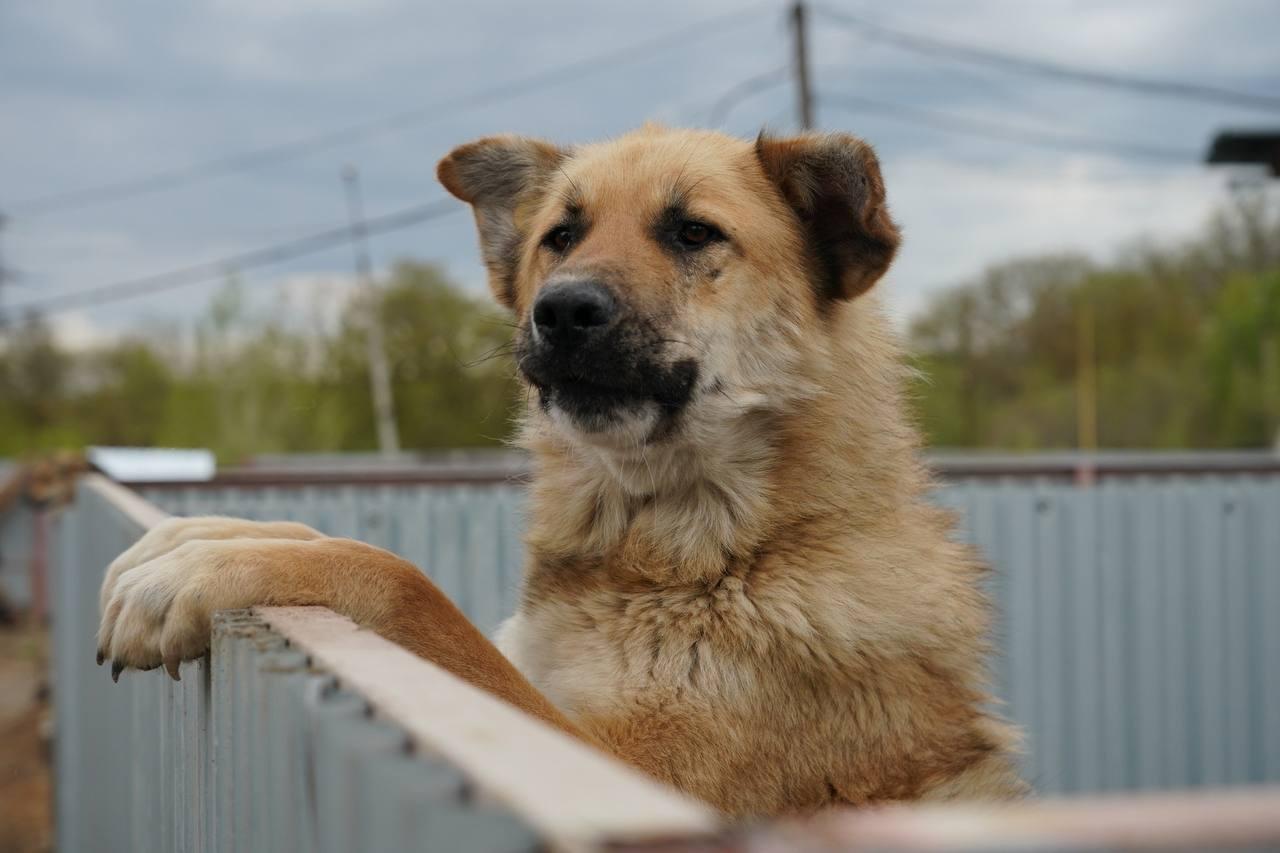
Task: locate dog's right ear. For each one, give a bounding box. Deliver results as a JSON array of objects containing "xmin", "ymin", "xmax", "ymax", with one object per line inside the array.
[
  {"xmin": 437, "ymin": 136, "xmax": 567, "ymax": 309},
  {"xmin": 756, "ymin": 132, "xmax": 900, "ymax": 302}
]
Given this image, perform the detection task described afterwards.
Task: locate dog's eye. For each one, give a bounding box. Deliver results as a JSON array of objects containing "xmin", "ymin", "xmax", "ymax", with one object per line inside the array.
[
  {"xmin": 677, "ymin": 221, "xmax": 718, "ymax": 249},
  {"xmin": 543, "ymin": 227, "xmax": 574, "ymax": 253}
]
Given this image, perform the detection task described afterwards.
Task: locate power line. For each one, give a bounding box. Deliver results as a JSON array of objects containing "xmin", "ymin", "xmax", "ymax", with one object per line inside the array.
[
  {"xmin": 0, "ymin": 198, "xmax": 460, "ymax": 323},
  {"xmin": 816, "ymin": 5, "xmax": 1280, "ymax": 114},
  {"xmin": 704, "ymin": 67, "xmax": 791, "ymax": 127},
  {"xmin": 8, "ymin": 4, "xmax": 772, "ymax": 218},
  {"xmin": 823, "ymin": 92, "xmax": 1199, "ymax": 162},
  {"xmin": 9, "ymin": 97, "xmax": 1192, "ymax": 325}
]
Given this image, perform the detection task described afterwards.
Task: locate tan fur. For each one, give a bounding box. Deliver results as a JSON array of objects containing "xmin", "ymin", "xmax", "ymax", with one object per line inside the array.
[{"xmin": 96, "ymin": 126, "xmax": 1026, "ymax": 818}]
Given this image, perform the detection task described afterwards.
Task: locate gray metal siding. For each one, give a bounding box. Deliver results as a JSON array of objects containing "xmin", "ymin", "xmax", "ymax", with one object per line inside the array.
[
  {"xmin": 51, "ymin": 483, "xmax": 540, "ymax": 853},
  {"xmin": 141, "ymin": 476, "xmax": 1280, "ymax": 797},
  {"xmin": 934, "ymin": 477, "xmax": 1280, "ymax": 795},
  {"xmin": 0, "ymin": 500, "xmax": 34, "ymax": 605}
]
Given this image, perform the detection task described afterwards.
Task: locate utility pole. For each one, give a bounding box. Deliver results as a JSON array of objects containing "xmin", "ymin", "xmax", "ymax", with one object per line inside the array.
[
  {"xmin": 341, "ymin": 166, "xmax": 400, "ymax": 455},
  {"xmin": 1075, "ymin": 295, "xmax": 1098, "ymax": 486},
  {"xmin": 0, "ymin": 213, "xmax": 8, "ymax": 329},
  {"xmin": 791, "ymin": 1, "xmax": 815, "ymax": 130}
]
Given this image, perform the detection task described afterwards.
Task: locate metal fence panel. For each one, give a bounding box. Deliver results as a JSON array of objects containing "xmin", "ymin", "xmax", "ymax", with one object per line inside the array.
[
  {"xmin": 140, "ymin": 475, "xmax": 1280, "ymax": 797},
  {"xmin": 51, "ymin": 481, "xmax": 543, "ymax": 853},
  {"xmin": 935, "ymin": 476, "xmax": 1280, "ymax": 795},
  {"xmin": 0, "ymin": 500, "xmax": 34, "ymax": 606}
]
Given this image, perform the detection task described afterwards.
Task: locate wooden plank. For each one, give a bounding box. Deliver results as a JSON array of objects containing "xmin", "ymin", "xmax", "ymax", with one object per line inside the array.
[
  {"xmin": 256, "ymin": 605, "xmax": 719, "ymax": 851},
  {"xmin": 760, "ymin": 786, "xmax": 1280, "ymax": 851}
]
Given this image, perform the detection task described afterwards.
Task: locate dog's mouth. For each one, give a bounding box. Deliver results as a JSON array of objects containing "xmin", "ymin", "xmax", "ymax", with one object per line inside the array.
[
  {"xmin": 521, "ymin": 357, "xmax": 699, "ymax": 433},
  {"xmin": 513, "ymin": 308, "xmax": 700, "ymax": 437},
  {"xmin": 541, "ymin": 372, "xmax": 639, "ymax": 414}
]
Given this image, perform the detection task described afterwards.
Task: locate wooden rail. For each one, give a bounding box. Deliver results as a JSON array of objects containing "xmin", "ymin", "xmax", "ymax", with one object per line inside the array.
[{"xmin": 751, "ymin": 787, "xmax": 1280, "ymax": 850}]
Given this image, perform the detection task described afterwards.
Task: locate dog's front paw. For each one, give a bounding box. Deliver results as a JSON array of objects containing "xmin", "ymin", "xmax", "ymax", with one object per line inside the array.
[
  {"xmin": 97, "ymin": 539, "xmax": 264, "ymax": 681},
  {"xmin": 100, "ymin": 516, "xmax": 320, "ymax": 614}
]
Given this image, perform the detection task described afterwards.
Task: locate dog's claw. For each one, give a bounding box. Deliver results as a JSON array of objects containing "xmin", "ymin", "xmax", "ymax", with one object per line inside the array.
[
  {"xmin": 111, "ymin": 661, "xmax": 125, "ymax": 683},
  {"xmin": 165, "ymin": 658, "xmax": 181, "ymax": 681},
  {"xmin": 95, "ymin": 649, "xmax": 105, "ymax": 666}
]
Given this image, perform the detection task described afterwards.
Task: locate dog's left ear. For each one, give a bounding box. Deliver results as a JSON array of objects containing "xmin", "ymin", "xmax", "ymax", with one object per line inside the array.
[
  {"xmin": 437, "ymin": 135, "xmax": 567, "ymax": 309},
  {"xmin": 756, "ymin": 132, "xmax": 901, "ymax": 300}
]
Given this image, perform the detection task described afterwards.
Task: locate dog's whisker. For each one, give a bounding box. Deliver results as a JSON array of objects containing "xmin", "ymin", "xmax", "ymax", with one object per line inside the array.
[{"xmin": 459, "ymin": 343, "xmax": 518, "ymax": 369}]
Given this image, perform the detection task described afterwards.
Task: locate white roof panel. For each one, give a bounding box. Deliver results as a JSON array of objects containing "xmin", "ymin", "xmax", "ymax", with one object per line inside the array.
[{"xmin": 87, "ymin": 446, "xmax": 216, "ymax": 483}]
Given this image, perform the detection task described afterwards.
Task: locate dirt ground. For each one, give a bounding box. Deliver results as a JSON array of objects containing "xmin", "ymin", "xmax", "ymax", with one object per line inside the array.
[{"xmin": 0, "ymin": 621, "xmax": 52, "ymax": 853}]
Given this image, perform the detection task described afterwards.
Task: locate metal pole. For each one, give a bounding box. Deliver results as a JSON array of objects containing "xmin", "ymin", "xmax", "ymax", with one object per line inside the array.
[
  {"xmin": 0, "ymin": 213, "xmax": 8, "ymax": 328},
  {"xmin": 791, "ymin": 1, "xmax": 815, "ymax": 130},
  {"xmin": 1075, "ymin": 295, "xmax": 1098, "ymax": 486},
  {"xmin": 341, "ymin": 166, "xmax": 400, "ymax": 455}
]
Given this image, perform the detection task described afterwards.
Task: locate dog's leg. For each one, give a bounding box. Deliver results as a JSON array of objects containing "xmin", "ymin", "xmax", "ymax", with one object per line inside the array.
[{"xmin": 96, "ymin": 532, "xmax": 578, "ymax": 735}]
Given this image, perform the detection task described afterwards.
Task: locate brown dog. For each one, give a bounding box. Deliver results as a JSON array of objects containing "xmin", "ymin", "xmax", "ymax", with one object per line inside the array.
[{"xmin": 96, "ymin": 126, "xmax": 1026, "ymax": 815}]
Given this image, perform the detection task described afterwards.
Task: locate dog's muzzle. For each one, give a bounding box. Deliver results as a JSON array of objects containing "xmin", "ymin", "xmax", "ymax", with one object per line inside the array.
[{"xmin": 518, "ymin": 280, "xmax": 698, "ymax": 431}]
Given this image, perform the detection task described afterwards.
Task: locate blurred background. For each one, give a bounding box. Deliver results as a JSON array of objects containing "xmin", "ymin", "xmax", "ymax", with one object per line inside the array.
[
  {"xmin": 1, "ymin": 0, "xmax": 1278, "ymax": 457},
  {"xmin": 1, "ymin": 2, "xmax": 1279, "ymax": 851}
]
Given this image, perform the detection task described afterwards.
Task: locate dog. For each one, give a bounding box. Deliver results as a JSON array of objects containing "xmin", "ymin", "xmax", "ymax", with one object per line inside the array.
[{"xmin": 96, "ymin": 125, "xmax": 1027, "ymax": 815}]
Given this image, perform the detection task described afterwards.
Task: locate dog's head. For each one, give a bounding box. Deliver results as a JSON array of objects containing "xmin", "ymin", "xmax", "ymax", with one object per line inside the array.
[{"xmin": 438, "ymin": 126, "xmax": 899, "ymax": 452}]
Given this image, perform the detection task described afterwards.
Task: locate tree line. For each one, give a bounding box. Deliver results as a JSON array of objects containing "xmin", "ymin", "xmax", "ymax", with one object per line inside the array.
[
  {"xmin": 2, "ymin": 193, "xmax": 1278, "ymax": 460},
  {"xmin": 0, "ymin": 263, "xmax": 520, "ymax": 462},
  {"xmin": 909, "ymin": 192, "xmax": 1280, "ymax": 449}
]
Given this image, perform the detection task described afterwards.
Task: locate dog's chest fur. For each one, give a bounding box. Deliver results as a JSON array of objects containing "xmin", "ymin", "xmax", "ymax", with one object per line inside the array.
[
  {"xmin": 495, "ymin": 571, "xmax": 757, "ymax": 717},
  {"xmin": 493, "ymin": 512, "xmax": 1028, "ymax": 815}
]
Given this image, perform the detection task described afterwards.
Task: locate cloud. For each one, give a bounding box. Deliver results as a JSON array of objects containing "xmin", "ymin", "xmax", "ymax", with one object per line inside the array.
[
  {"xmin": 47, "ymin": 310, "xmax": 117, "ymax": 351},
  {"xmin": 880, "ymin": 153, "xmax": 1233, "ymax": 321},
  {"xmin": 268, "ymin": 271, "xmax": 363, "ymax": 333},
  {"xmin": 2, "ymin": 0, "xmax": 1276, "ymax": 337}
]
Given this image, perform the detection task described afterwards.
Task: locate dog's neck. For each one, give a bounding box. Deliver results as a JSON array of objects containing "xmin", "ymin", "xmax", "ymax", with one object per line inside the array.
[{"xmin": 519, "ymin": 299, "xmax": 929, "ymax": 587}]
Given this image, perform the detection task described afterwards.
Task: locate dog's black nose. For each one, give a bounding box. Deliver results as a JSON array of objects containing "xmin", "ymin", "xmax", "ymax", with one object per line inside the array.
[{"xmin": 532, "ymin": 281, "xmax": 617, "ymax": 346}]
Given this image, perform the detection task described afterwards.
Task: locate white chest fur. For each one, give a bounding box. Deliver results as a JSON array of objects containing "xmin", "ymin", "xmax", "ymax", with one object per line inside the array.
[
  {"xmin": 492, "ymin": 574, "xmax": 771, "ymax": 721},
  {"xmin": 493, "ymin": 609, "xmax": 631, "ymax": 717}
]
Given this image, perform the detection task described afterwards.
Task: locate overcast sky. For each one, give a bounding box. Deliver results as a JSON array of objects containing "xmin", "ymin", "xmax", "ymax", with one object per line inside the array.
[{"xmin": 2, "ymin": 0, "xmax": 1278, "ymax": 345}]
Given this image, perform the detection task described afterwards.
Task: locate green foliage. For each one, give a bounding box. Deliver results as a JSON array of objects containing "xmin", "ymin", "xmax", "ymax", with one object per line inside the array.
[
  {"xmin": 327, "ymin": 263, "xmax": 521, "ymax": 451},
  {"xmin": 909, "ymin": 193, "xmax": 1280, "ymax": 449},
  {"xmin": 1202, "ymin": 269, "xmax": 1280, "ymax": 444},
  {"xmin": 0, "ymin": 318, "xmax": 81, "ymax": 452},
  {"xmin": 0, "ymin": 263, "xmax": 521, "ymax": 460}
]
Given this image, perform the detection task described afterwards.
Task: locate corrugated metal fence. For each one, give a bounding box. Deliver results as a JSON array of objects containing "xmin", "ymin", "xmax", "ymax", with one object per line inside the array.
[
  {"xmin": 52, "ymin": 480, "xmax": 540, "ymax": 852},
  {"xmin": 138, "ymin": 475, "xmax": 1280, "ymax": 797},
  {"xmin": 0, "ymin": 499, "xmax": 34, "ymax": 606},
  {"xmin": 937, "ymin": 478, "xmax": 1280, "ymax": 795}
]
